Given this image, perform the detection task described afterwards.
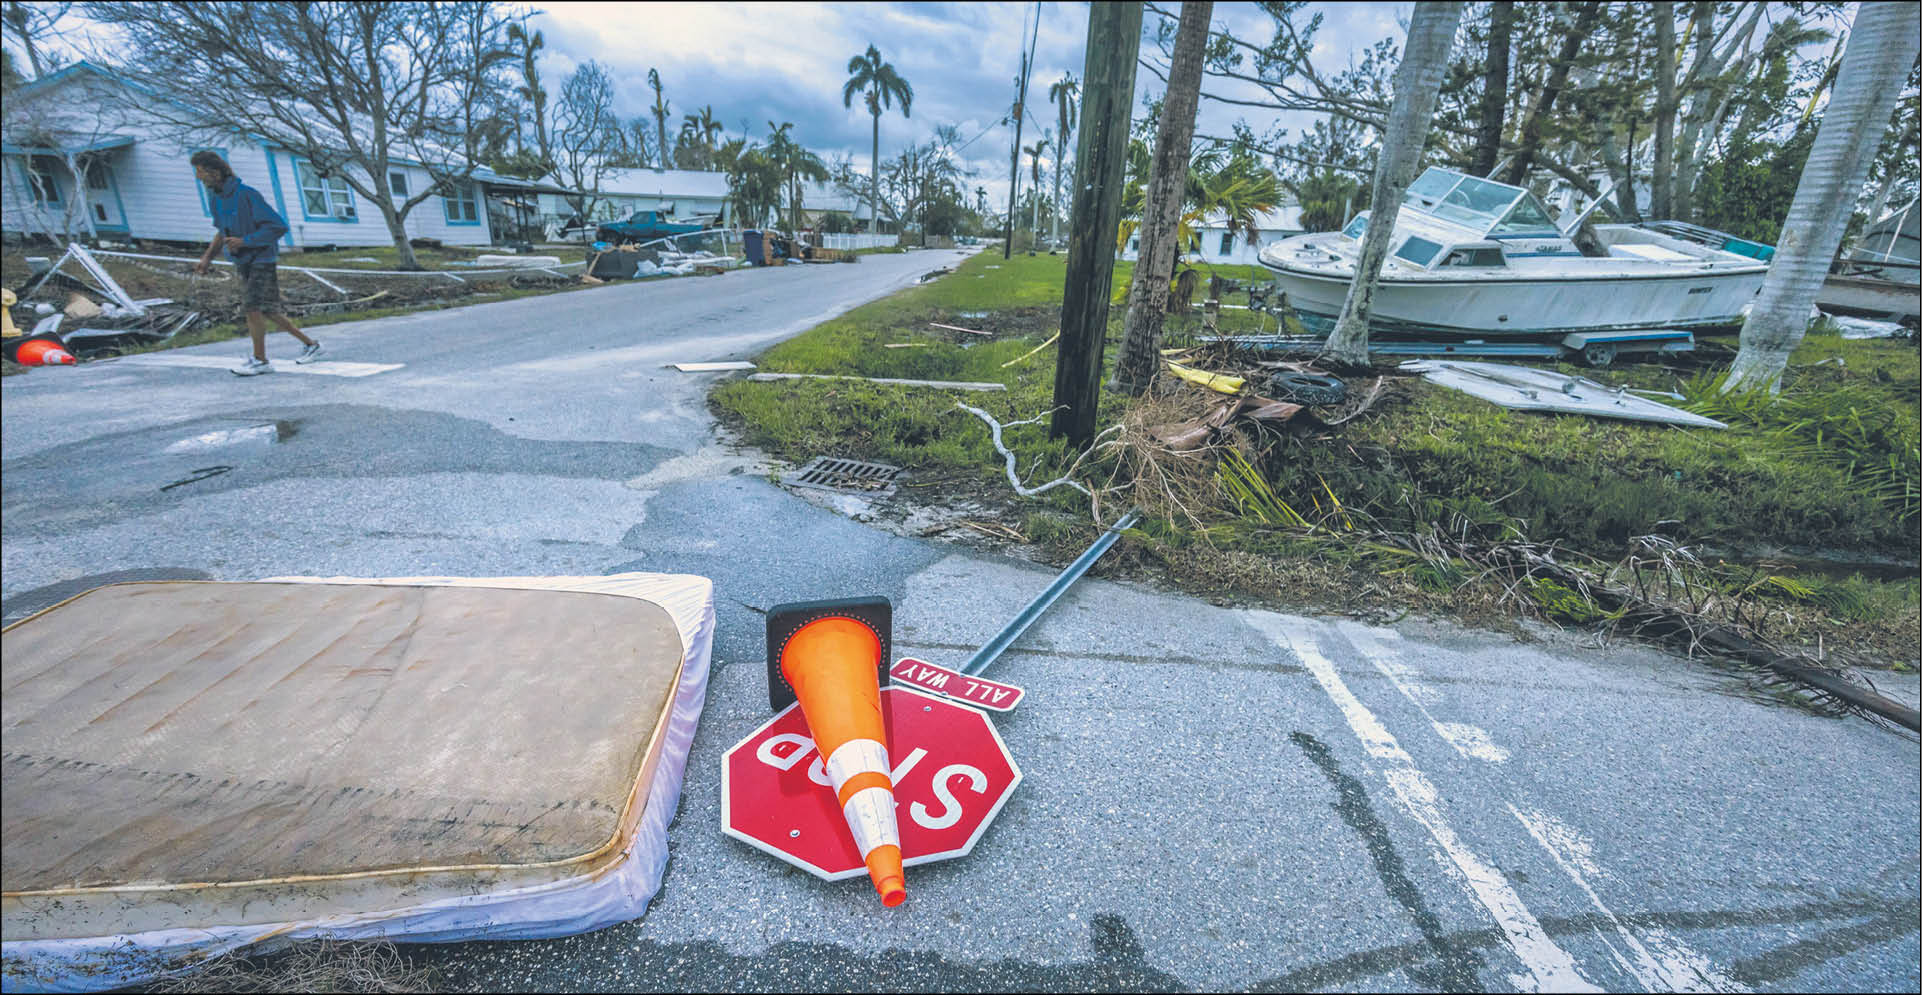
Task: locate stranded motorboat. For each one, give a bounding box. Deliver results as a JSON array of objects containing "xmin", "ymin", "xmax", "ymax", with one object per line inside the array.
[{"xmin": 1256, "ymin": 167, "xmax": 1769, "ymax": 338}]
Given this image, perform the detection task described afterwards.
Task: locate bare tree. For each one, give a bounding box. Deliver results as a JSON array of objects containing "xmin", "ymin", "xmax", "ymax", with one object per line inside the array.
[
  {"xmin": 1723, "ymin": 3, "xmax": 1920, "ymax": 394},
  {"xmin": 1111, "ymin": 0, "xmax": 1211, "ymax": 396},
  {"xmin": 1, "ymin": 92, "xmax": 120, "ymax": 244},
  {"xmin": 88, "ymin": 1, "xmax": 516, "ymax": 269},
  {"xmin": 1, "ymin": 1, "xmax": 71, "ymax": 80},
  {"xmin": 1469, "ymin": 2, "xmax": 1511, "ymax": 178},
  {"xmin": 551, "ymin": 61, "xmax": 622, "ymax": 223},
  {"xmin": 1320, "ymin": 2, "xmax": 1465, "ymax": 367}
]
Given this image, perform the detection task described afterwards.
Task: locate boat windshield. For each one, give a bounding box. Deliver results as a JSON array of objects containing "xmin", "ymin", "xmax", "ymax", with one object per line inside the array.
[
  {"xmin": 1342, "ymin": 214, "xmax": 1368, "ymax": 239},
  {"xmin": 1491, "ymin": 194, "xmax": 1558, "ymax": 235},
  {"xmin": 1431, "ymin": 175, "xmax": 1522, "ymax": 229},
  {"xmin": 1403, "ymin": 169, "xmax": 1461, "ymax": 210}
]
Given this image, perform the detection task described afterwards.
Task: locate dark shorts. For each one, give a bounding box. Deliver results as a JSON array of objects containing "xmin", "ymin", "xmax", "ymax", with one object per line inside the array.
[{"xmin": 235, "ymin": 259, "xmax": 282, "ymax": 314}]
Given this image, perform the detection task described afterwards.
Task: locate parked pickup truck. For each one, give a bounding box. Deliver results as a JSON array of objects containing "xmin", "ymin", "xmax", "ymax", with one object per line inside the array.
[{"xmin": 595, "ymin": 210, "xmax": 707, "ymax": 245}]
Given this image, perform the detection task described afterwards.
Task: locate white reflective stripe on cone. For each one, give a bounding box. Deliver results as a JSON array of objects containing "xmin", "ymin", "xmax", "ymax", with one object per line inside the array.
[
  {"xmin": 840, "ymin": 786, "xmax": 901, "ymax": 858},
  {"xmin": 825, "ymin": 738, "xmax": 890, "ymax": 793}
]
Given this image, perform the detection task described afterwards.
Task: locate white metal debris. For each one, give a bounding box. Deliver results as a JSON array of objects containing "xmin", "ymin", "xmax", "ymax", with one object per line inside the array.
[{"xmin": 1400, "ymin": 360, "xmax": 1726, "ymax": 429}]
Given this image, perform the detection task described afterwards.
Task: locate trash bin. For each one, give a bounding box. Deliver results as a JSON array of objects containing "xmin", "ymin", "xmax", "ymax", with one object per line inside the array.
[{"xmin": 742, "ymin": 230, "xmax": 765, "ymax": 266}]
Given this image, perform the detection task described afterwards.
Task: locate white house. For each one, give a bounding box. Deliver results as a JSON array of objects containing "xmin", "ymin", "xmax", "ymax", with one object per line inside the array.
[
  {"xmin": 794, "ymin": 180, "xmax": 878, "ymax": 230},
  {"xmin": 541, "ymin": 168, "xmax": 733, "ymax": 227},
  {"xmin": 2, "ymin": 62, "xmax": 498, "ymax": 249},
  {"xmin": 1120, "ymin": 204, "xmax": 1304, "ymax": 266}
]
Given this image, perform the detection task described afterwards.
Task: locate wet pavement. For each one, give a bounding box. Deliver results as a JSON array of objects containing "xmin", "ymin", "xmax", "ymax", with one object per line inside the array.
[{"xmin": 3, "ymin": 248, "xmax": 1916, "ymax": 992}]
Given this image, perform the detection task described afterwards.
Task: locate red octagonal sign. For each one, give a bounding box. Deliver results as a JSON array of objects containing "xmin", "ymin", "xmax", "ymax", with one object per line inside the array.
[{"xmin": 722, "ymin": 685, "xmax": 1022, "ymax": 880}]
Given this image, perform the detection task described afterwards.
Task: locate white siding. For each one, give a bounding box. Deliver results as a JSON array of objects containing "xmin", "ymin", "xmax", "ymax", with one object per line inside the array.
[
  {"xmin": 2, "ymin": 70, "xmax": 493, "ymax": 248},
  {"xmin": 1119, "ymin": 225, "xmax": 1302, "ymax": 266}
]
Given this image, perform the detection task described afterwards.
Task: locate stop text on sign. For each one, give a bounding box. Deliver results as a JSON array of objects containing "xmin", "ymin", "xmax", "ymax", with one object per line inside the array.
[
  {"xmin": 753, "ymin": 733, "xmax": 993, "ymax": 831},
  {"xmin": 721, "ymin": 685, "xmax": 1022, "ymax": 881}
]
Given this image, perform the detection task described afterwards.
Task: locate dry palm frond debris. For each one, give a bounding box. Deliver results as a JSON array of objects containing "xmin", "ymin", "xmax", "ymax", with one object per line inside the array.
[
  {"xmin": 1363, "ymin": 524, "xmax": 1919, "ymax": 730},
  {"xmin": 147, "ymin": 938, "xmax": 439, "ymax": 994}
]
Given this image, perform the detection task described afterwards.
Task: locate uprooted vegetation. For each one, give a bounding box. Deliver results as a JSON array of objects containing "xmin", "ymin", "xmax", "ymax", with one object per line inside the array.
[{"xmin": 713, "ymin": 251, "xmax": 1919, "ymax": 695}]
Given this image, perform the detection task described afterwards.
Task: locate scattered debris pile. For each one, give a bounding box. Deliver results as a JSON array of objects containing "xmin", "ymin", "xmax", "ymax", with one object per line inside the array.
[
  {"xmin": 4, "ymin": 243, "xmax": 583, "ymax": 363},
  {"xmin": 7, "ymin": 243, "xmax": 206, "ymax": 360}
]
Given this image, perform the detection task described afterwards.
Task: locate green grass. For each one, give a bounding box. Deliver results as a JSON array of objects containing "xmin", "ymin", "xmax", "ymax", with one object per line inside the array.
[{"xmin": 713, "ymin": 250, "xmax": 1920, "ymax": 661}]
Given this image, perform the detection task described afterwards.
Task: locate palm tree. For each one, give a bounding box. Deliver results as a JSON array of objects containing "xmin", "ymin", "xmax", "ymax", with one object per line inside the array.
[
  {"xmin": 765, "ymin": 121, "xmax": 829, "ymax": 234},
  {"xmin": 1025, "ymin": 133, "xmax": 1049, "ymax": 243},
  {"xmin": 505, "ymin": 19, "xmax": 549, "ymax": 170},
  {"xmin": 1113, "ymin": 0, "xmax": 1213, "ymax": 395},
  {"xmin": 1048, "ymin": 74, "xmax": 1078, "ymax": 247},
  {"xmin": 647, "ymin": 68, "xmax": 671, "ymax": 169},
  {"xmin": 717, "ymin": 137, "xmax": 781, "ymax": 228},
  {"xmin": 1289, "ymin": 171, "xmax": 1360, "ymax": 232},
  {"xmin": 1723, "ymin": 2, "xmax": 1919, "ymax": 393},
  {"xmin": 843, "ymin": 45, "xmax": 913, "ymax": 233},
  {"xmin": 1320, "ymin": 2, "xmax": 1464, "ymax": 367},
  {"xmin": 676, "ymin": 106, "xmax": 723, "ymax": 169}
]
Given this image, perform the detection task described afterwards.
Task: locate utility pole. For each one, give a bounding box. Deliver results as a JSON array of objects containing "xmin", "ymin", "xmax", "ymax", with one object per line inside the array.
[
  {"xmin": 1004, "ymin": 5, "xmax": 1040, "ymax": 260},
  {"xmin": 1049, "ymin": 1, "xmax": 1141, "ymax": 446}
]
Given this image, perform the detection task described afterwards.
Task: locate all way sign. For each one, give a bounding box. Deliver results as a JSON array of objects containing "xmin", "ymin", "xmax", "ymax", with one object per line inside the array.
[{"xmin": 889, "ymin": 657, "xmax": 1024, "ymax": 712}]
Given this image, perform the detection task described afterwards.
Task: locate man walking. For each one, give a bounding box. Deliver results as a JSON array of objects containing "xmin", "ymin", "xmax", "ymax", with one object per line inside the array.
[{"xmin": 190, "ymin": 151, "xmax": 322, "ymax": 375}]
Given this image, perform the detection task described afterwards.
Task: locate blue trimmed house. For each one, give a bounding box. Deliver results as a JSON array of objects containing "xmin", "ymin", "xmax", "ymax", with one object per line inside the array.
[{"xmin": 2, "ymin": 63, "xmax": 505, "ymax": 249}]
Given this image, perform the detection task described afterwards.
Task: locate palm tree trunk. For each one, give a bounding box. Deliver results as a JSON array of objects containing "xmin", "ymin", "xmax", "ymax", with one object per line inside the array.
[
  {"xmin": 1052, "ymin": 142, "xmax": 1065, "ymax": 247},
  {"xmin": 1321, "ymin": 2, "xmax": 1465, "ymax": 367},
  {"xmin": 1111, "ymin": 0, "xmax": 1213, "ymax": 395},
  {"xmin": 1723, "ymin": 1, "xmax": 1918, "ymax": 394},
  {"xmin": 870, "ymin": 111, "xmax": 881, "ymax": 234}
]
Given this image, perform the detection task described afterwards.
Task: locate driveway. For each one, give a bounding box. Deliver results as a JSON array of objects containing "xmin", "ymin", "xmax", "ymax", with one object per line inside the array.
[{"xmin": 2, "ymin": 248, "xmax": 1915, "ymax": 992}]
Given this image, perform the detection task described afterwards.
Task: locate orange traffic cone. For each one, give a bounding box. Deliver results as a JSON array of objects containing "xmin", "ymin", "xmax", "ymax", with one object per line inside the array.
[
  {"xmin": 14, "ymin": 338, "xmax": 73, "ymax": 366},
  {"xmin": 779, "ymin": 615, "xmax": 906, "ymax": 906}
]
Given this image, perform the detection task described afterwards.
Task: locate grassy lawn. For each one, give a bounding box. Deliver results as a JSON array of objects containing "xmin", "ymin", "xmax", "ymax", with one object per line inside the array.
[{"xmin": 714, "ymin": 249, "xmax": 1920, "ymax": 666}]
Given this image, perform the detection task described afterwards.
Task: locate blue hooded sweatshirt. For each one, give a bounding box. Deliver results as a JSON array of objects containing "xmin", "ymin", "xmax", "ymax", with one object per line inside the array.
[{"xmin": 208, "ymin": 175, "xmax": 288, "ymax": 264}]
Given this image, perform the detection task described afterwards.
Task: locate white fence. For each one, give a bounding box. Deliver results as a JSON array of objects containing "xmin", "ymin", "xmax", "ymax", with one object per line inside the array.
[{"xmin": 820, "ymin": 233, "xmax": 900, "ymax": 250}]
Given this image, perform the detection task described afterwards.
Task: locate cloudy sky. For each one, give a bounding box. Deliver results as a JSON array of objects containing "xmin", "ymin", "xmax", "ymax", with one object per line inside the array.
[
  {"xmin": 530, "ymin": 1, "xmax": 1413, "ymax": 205},
  {"xmin": 24, "ymin": 2, "xmax": 1414, "ymax": 206}
]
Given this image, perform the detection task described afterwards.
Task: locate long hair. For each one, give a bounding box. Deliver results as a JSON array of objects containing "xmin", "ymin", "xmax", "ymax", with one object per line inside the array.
[{"xmin": 189, "ymin": 149, "xmax": 234, "ymax": 181}]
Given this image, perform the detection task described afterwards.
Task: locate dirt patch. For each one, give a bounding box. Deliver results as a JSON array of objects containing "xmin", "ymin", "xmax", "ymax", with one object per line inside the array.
[{"xmin": 3, "ymin": 249, "xmax": 574, "ymax": 350}]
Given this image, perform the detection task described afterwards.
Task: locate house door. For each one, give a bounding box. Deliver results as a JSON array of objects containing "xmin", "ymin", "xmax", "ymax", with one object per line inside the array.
[{"xmin": 83, "ymin": 160, "xmax": 127, "ymax": 233}]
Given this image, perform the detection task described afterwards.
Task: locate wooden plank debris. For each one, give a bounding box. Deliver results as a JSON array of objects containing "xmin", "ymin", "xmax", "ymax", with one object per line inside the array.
[{"xmin": 748, "ymin": 373, "xmax": 1005, "ymax": 391}]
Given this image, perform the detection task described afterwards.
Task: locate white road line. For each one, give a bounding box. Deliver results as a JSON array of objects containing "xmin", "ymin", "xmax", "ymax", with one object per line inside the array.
[
  {"xmin": 1509, "ymin": 805, "xmax": 1750, "ymax": 993},
  {"xmin": 1247, "ymin": 612, "xmax": 1600, "ymax": 993},
  {"xmin": 1337, "ymin": 622, "xmax": 1508, "ymax": 764},
  {"xmin": 117, "ymin": 354, "xmax": 402, "ymax": 377},
  {"xmin": 1336, "ymin": 620, "xmax": 1744, "ymax": 993}
]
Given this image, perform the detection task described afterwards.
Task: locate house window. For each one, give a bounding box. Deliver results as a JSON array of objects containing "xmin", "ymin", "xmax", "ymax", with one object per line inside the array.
[
  {"xmin": 389, "ymin": 171, "xmax": 409, "ymax": 196},
  {"xmin": 1127, "ymin": 237, "xmax": 1139, "ymax": 253},
  {"xmin": 25, "ymin": 159, "xmax": 61, "ymax": 204},
  {"xmin": 440, "ymin": 181, "xmax": 479, "ymax": 223},
  {"xmin": 1218, "ymin": 231, "xmax": 1234, "ymax": 255},
  {"xmin": 94, "ymin": 203, "xmax": 108, "ymax": 221},
  {"xmin": 87, "ymin": 163, "xmax": 110, "ymax": 190},
  {"xmin": 296, "ymin": 161, "xmax": 357, "ymax": 219}
]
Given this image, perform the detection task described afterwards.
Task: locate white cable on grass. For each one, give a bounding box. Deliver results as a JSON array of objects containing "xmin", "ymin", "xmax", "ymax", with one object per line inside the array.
[{"xmin": 954, "ymin": 403, "xmax": 1117, "ymax": 499}]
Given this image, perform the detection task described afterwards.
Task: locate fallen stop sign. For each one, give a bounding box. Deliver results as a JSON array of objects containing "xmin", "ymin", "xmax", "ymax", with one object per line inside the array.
[{"xmin": 722, "ymin": 685, "xmax": 1022, "ymax": 881}]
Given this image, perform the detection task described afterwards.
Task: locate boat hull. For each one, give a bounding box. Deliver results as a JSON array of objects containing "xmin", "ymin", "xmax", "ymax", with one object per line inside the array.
[{"xmin": 1259, "ymin": 261, "xmax": 1766, "ymax": 338}]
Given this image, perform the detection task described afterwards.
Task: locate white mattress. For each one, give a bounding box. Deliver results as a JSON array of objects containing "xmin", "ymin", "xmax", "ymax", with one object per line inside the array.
[{"xmin": 1, "ymin": 572, "xmax": 714, "ymax": 993}]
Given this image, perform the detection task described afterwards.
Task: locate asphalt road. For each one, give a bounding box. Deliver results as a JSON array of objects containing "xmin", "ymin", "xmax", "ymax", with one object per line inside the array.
[{"xmin": 2, "ymin": 248, "xmax": 1917, "ymax": 993}]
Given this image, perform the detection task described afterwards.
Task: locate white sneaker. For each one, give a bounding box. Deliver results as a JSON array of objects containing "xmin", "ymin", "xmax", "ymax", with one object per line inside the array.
[
  {"xmin": 295, "ymin": 341, "xmax": 324, "ymax": 364},
  {"xmin": 232, "ymin": 357, "xmax": 274, "ymax": 376}
]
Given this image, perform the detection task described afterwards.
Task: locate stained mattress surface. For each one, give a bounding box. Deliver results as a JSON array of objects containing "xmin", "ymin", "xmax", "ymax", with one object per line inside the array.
[{"xmin": 2, "ymin": 579, "xmax": 687, "ymax": 936}]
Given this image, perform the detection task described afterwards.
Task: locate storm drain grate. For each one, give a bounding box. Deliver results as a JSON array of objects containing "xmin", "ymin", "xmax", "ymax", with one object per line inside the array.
[{"xmin": 781, "ymin": 457, "xmax": 905, "ymax": 496}]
